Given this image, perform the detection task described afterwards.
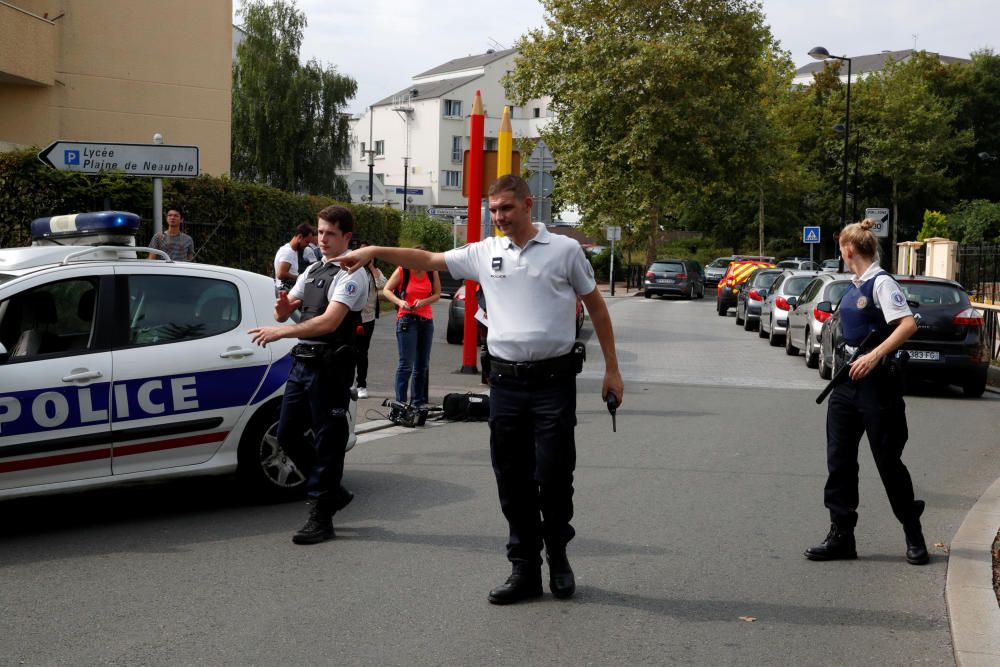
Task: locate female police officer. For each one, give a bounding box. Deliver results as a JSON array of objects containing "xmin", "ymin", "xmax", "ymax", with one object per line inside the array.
[
  {"xmin": 339, "ymin": 175, "xmax": 624, "ymax": 604},
  {"xmin": 805, "ymin": 219, "xmax": 928, "ymax": 565},
  {"xmin": 249, "ymin": 205, "xmax": 368, "ymax": 545}
]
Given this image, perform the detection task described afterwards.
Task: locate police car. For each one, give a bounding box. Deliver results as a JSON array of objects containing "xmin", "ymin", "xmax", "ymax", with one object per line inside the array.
[{"xmin": 0, "ymin": 212, "xmax": 356, "ymax": 501}]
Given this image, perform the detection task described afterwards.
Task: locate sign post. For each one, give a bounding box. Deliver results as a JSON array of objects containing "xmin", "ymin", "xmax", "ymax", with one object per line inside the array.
[
  {"xmin": 865, "ymin": 207, "xmax": 891, "ymax": 267},
  {"xmin": 38, "ymin": 137, "xmax": 200, "ymax": 237},
  {"xmin": 803, "ymin": 225, "xmax": 821, "ymax": 263},
  {"xmin": 607, "ymin": 226, "xmax": 621, "ymax": 296}
]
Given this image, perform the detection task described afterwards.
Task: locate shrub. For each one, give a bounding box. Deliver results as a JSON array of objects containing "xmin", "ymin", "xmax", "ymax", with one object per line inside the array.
[
  {"xmin": 0, "ymin": 148, "xmax": 401, "ymax": 275},
  {"xmin": 917, "ymin": 210, "xmax": 949, "ymax": 241}
]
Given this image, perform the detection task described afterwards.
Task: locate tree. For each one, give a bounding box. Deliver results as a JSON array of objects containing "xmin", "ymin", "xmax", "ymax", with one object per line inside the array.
[
  {"xmin": 232, "ymin": 0, "xmax": 356, "ymax": 198},
  {"xmin": 856, "ymin": 55, "xmax": 973, "ymax": 263},
  {"xmin": 506, "ymin": 0, "xmax": 788, "ymax": 265}
]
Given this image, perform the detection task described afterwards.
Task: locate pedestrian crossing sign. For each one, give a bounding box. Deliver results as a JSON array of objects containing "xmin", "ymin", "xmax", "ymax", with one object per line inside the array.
[{"xmin": 803, "ymin": 226, "xmax": 821, "ymax": 244}]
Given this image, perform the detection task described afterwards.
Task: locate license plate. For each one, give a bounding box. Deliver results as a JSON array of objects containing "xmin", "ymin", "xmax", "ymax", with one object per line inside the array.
[
  {"xmin": 656, "ymin": 278, "xmax": 674, "ymax": 284},
  {"xmin": 902, "ymin": 350, "xmax": 940, "ymax": 361}
]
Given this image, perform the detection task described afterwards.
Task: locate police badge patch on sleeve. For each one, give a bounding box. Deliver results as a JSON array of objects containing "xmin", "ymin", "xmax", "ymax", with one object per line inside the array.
[
  {"xmin": 345, "ymin": 282, "xmax": 358, "ymax": 296},
  {"xmin": 891, "ymin": 291, "xmax": 906, "ymax": 307}
]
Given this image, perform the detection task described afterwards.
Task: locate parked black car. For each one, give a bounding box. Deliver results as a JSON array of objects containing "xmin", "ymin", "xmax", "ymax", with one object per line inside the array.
[
  {"xmin": 817, "ymin": 276, "xmax": 990, "ymax": 396},
  {"xmin": 438, "ymin": 270, "xmax": 464, "ymax": 298},
  {"xmin": 734, "ymin": 268, "xmax": 783, "ymax": 330},
  {"xmin": 643, "ymin": 259, "xmax": 705, "ymax": 299}
]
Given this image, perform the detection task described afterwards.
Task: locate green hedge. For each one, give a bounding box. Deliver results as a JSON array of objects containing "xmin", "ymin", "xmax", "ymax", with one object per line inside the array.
[{"xmin": 0, "ymin": 148, "xmax": 401, "ymax": 275}]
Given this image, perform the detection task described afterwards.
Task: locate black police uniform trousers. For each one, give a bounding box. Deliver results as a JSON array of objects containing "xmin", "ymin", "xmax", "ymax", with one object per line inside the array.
[
  {"xmin": 824, "ymin": 364, "xmax": 919, "ymax": 529},
  {"xmin": 277, "ymin": 351, "xmax": 353, "ymax": 510},
  {"xmin": 488, "ymin": 370, "xmax": 577, "ymax": 567}
]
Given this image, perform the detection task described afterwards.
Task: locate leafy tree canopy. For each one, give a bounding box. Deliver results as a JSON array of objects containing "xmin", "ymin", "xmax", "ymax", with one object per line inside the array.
[
  {"xmin": 232, "ymin": 0, "xmax": 356, "ymax": 198},
  {"xmin": 506, "ymin": 0, "xmax": 790, "ymax": 264}
]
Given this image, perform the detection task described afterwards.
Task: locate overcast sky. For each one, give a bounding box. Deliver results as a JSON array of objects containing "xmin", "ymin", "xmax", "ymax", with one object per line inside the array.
[{"xmin": 234, "ymin": 0, "xmax": 999, "ymax": 115}]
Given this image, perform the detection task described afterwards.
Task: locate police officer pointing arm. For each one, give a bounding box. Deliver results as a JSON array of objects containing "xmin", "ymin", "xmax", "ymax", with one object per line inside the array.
[
  {"xmin": 249, "ymin": 205, "xmax": 367, "ymax": 546},
  {"xmin": 341, "ymin": 174, "xmax": 624, "ymax": 604}
]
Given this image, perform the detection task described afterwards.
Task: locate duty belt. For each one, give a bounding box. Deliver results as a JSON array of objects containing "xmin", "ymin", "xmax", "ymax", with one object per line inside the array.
[
  {"xmin": 292, "ymin": 343, "xmax": 327, "ymax": 360},
  {"xmin": 489, "ymin": 353, "xmax": 576, "ymax": 380}
]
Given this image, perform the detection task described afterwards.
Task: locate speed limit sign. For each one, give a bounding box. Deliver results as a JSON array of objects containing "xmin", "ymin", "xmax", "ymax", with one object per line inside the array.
[{"xmin": 865, "ymin": 208, "xmax": 890, "ymax": 238}]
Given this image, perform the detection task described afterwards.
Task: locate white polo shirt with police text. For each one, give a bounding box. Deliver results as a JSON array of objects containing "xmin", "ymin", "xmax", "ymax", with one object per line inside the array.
[{"xmin": 445, "ymin": 224, "xmax": 596, "ymax": 362}]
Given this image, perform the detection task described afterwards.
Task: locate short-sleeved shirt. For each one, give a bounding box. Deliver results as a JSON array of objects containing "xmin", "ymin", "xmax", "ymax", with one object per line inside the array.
[
  {"xmin": 273, "ymin": 243, "xmax": 319, "ymax": 289},
  {"xmin": 150, "ymin": 231, "xmax": 194, "ymax": 261},
  {"xmin": 289, "ymin": 253, "xmax": 368, "ymax": 344},
  {"xmin": 853, "ymin": 262, "xmax": 911, "ymax": 324},
  {"xmin": 444, "ymin": 223, "xmax": 596, "ymax": 362}
]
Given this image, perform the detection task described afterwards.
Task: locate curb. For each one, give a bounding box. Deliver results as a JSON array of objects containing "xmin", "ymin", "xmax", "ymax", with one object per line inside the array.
[
  {"xmin": 987, "ymin": 365, "xmax": 1000, "ymax": 391},
  {"xmin": 947, "ymin": 475, "xmax": 1000, "ymax": 665}
]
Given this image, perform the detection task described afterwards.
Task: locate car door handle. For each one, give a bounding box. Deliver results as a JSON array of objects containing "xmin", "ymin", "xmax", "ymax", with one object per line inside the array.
[
  {"xmin": 62, "ymin": 370, "xmax": 103, "ymax": 382},
  {"xmin": 219, "ymin": 348, "xmax": 255, "ymax": 359}
]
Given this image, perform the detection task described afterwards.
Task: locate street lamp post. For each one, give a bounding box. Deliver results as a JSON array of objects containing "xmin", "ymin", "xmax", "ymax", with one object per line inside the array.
[{"xmin": 809, "ymin": 47, "xmax": 853, "ymax": 232}]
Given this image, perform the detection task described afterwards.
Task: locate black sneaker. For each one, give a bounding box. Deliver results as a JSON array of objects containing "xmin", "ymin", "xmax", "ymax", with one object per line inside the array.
[{"xmin": 804, "ymin": 523, "xmax": 857, "ymax": 561}]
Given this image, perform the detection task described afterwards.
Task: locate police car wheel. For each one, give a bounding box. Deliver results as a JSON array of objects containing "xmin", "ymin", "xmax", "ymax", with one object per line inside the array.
[
  {"xmin": 237, "ymin": 403, "xmax": 309, "ymax": 499},
  {"xmin": 805, "ymin": 332, "xmax": 819, "ymax": 368}
]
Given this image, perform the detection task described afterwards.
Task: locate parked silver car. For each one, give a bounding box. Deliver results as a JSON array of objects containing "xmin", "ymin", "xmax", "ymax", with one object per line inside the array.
[
  {"xmin": 734, "ymin": 267, "xmax": 783, "ymax": 331},
  {"xmin": 776, "ymin": 259, "xmax": 821, "ymax": 271},
  {"xmin": 782, "ymin": 273, "xmax": 853, "ymax": 366},
  {"xmin": 758, "ymin": 270, "xmax": 821, "ymax": 346}
]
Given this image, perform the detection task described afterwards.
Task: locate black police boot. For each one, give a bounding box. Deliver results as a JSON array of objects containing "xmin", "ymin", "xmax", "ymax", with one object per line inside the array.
[
  {"xmin": 487, "ymin": 563, "xmax": 543, "ymax": 605},
  {"xmin": 333, "ymin": 485, "xmax": 354, "ymax": 513},
  {"xmin": 903, "ymin": 500, "xmax": 929, "ymax": 565},
  {"xmin": 292, "ymin": 502, "xmax": 334, "ymax": 545},
  {"xmin": 546, "ymin": 549, "xmax": 576, "ymax": 599},
  {"xmin": 804, "ymin": 523, "xmax": 857, "ymax": 561}
]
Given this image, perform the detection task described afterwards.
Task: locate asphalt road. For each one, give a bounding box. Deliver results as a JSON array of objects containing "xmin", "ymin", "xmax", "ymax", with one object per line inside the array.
[{"xmin": 1, "ymin": 294, "xmax": 997, "ymax": 665}]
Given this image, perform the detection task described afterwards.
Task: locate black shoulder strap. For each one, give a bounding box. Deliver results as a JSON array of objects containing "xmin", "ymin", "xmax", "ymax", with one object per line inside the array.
[{"xmin": 397, "ymin": 267, "xmax": 411, "ymax": 299}]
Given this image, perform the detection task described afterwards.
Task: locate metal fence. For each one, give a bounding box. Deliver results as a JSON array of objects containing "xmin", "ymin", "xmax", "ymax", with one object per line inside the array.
[
  {"xmin": 624, "ymin": 264, "xmax": 646, "ymax": 291},
  {"xmin": 957, "ymin": 245, "xmax": 1000, "ymax": 306}
]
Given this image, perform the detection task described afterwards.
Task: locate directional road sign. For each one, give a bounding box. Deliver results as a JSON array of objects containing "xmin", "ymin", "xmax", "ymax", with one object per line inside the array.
[
  {"xmin": 38, "ymin": 140, "xmax": 199, "ymax": 177},
  {"xmin": 865, "ymin": 207, "xmax": 890, "ymax": 238},
  {"xmin": 803, "ymin": 226, "xmax": 821, "ymax": 244}
]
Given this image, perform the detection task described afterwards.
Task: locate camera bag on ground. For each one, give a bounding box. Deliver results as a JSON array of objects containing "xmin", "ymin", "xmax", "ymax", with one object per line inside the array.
[{"xmin": 442, "ymin": 393, "xmax": 490, "ymax": 422}]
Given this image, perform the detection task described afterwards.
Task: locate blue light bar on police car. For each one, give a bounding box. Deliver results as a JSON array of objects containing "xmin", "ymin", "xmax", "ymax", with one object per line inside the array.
[{"xmin": 30, "ymin": 211, "xmax": 141, "ymax": 240}]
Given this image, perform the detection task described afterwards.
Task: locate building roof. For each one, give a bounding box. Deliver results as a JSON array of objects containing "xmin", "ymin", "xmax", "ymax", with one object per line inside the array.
[
  {"xmin": 413, "ymin": 48, "xmax": 515, "ymax": 79},
  {"xmin": 371, "ymin": 73, "xmax": 482, "ymax": 108},
  {"xmin": 795, "ymin": 49, "xmax": 970, "ymax": 79}
]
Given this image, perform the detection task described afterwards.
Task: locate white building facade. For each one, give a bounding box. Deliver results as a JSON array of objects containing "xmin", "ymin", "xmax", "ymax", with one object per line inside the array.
[{"xmin": 343, "ymin": 49, "xmax": 552, "ymax": 215}]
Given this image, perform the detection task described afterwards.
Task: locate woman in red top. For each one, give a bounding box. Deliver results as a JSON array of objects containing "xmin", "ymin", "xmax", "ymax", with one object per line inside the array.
[{"xmin": 383, "ymin": 252, "xmax": 441, "ymax": 407}]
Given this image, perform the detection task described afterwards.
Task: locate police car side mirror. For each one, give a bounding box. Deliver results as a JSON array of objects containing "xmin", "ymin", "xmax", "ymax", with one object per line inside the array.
[{"xmin": 787, "ymin": 296, "xmax": 799, "ymax": 308}]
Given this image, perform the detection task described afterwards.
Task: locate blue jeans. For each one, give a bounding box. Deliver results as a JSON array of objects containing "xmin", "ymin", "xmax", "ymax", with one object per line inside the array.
[{"xmin": 395, "ymin": 315, "xmax": 433, "ymax": 406}]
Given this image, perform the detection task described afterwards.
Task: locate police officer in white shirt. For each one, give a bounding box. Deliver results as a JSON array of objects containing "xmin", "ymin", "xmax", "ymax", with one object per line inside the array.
[
  {"xmin": 805, "ymin": 219, "xmax": 928, "ymax": 565},
  {"xmin": 341, "ymin": 175, "xmax": 624, "ymax": 604},
  {"xmin": 250, "ymin": 206, "xmax": 368, "ymax": 545}
]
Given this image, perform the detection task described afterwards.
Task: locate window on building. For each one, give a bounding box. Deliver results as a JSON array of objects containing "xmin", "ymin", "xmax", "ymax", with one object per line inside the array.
[
  {"xmin": 484, "ymin": 137, "xmax": 498, "ymax": 151},
  {"xmin": 374, "ymin": 140, "xmax": 384, "ymax": 156},
  {"xmin": 443, "ymin": 99, "xmax": 462, "ymax": 117},
  {"xmin": 533, "ymin": 107, "xmax": 541, "ymax": 118},
  {"xmin": 443, "ymin": 170, "xmax": 460, "ymax": 189},
  {"xmin": 451, "ymin": 136, "xmax": 463, "ymax": 162},
  {"xmin": 359, "ymin": 142, "xmax": 366, "ymax": 157}
]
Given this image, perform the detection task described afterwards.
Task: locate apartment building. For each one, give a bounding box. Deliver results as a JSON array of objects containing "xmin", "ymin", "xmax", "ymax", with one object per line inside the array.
[
  {"xmin": 344, "ymin": 48, "xmax": 552, "ymax": 214},
  {"xmin": 0, "ymin": 0, "xmax": 233, "ymax": 175}
]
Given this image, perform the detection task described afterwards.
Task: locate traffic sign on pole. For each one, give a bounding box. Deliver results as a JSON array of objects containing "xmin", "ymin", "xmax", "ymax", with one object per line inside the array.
[
  {"xmin": 803, "ymin": 226, "xmax": 821, "ymax": 244},
  {"xmin": 38, "ymin": 140, "xmax": 199, "ymax": 178},
  {"xmin": 864, "ymin": 208, "xmax": 890, "ymax": 238}
]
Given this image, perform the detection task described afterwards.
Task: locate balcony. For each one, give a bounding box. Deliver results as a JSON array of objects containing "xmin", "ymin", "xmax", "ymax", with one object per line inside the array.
[{"xmin": 0, "ymin": 1, "xmax": 56, "ymax": 86}]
